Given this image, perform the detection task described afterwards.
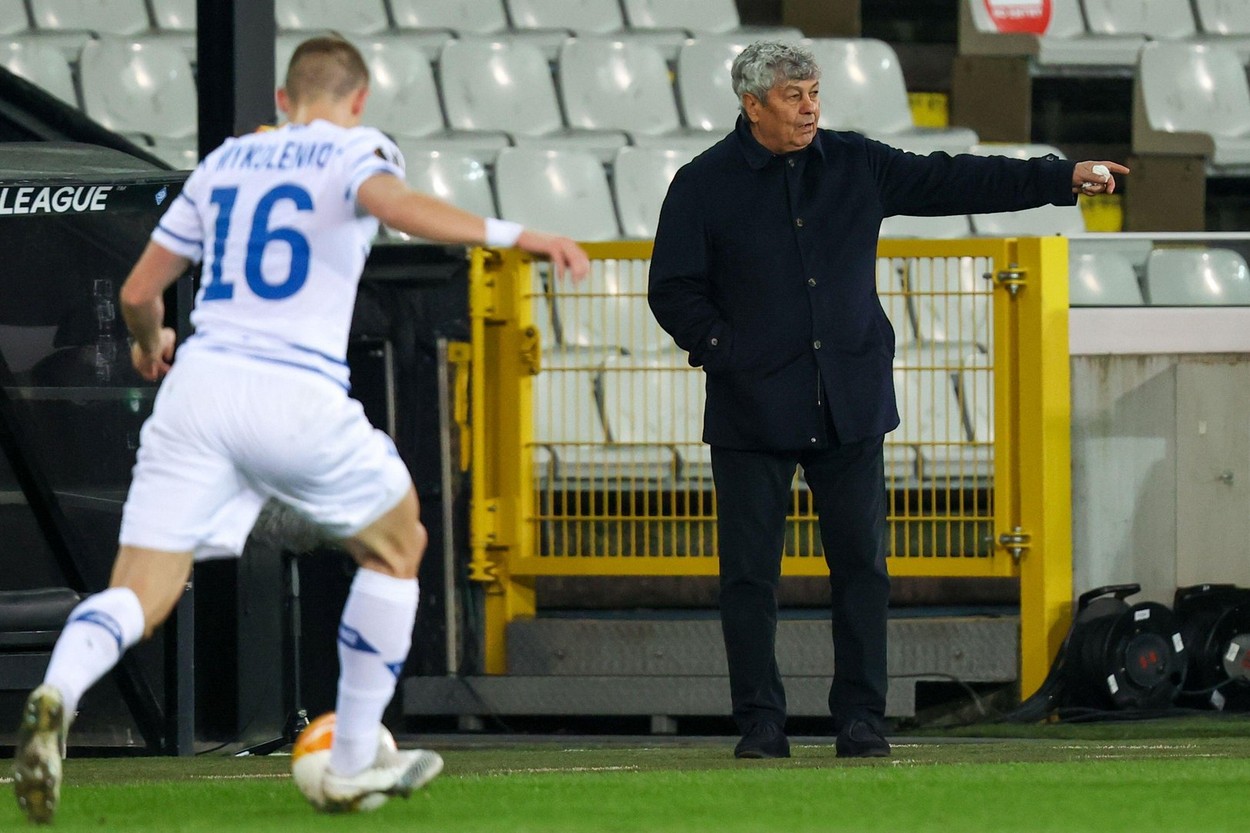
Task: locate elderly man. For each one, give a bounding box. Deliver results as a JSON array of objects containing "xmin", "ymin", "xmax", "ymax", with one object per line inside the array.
[{"xmin": 648, "ymin": 41, "xmax": 1123, "ymax": 759}]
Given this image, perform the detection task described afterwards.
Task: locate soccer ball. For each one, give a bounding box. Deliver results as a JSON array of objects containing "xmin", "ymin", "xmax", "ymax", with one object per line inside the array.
[{"xmin": 290, "ymin": 712, "xmax": 396, "ymax": 813}]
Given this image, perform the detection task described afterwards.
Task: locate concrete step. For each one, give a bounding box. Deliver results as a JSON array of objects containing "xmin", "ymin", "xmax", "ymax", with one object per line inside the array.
[{"xmin": 401, "ymin": 615, "xmax": 1018, "ymax": 722}]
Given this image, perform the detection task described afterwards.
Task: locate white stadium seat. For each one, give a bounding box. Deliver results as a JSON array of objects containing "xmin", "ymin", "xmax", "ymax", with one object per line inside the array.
[
  {"xmin": 874, "ymin": 258, "xmax": 916, "ymax": 345},
  {"xmin": 907, "ymin": 254, "xmax": 993, "ymax": 348},
  {"xmin": 79, "ymin": 38, "xmax": 196, "ymax": 140},
  {"xmin": 399, "ymin": 149, "xmax": 497, "ymax": 235},
  {"xmin": 0, "ymin": 0, "xmax": 30, "ymax": 34},
  {"xmin": 389, "ymin": 0, "xmax": 563, "ymax": 57},
  {"xmin": 1069, "ymin": 252, "xmax": 1144, "ymax": 306},
  {"xmin": 533, "ymin": 348, "xmax": 677, "ymax": 483},
  {"xmin": 805, "ymin": 38, "xmax": 978, "ymax": 155},
  {"xmin": 1190, "ymin": 0, "xmax": 1250, "ymax": 63},
  {"xmin": 599, "ymin": 350, "xmax": 710, "ymax": 481},
  {"xmin": 274, "ymin": 0, "xmax": 389, "ymax": 34},
  {"xmin": 612, "ymin": 146, "xmax": 699, "ymax": 240},
  {"xmin": 1082, "ymin": 0, "xmax": 1196, "ymax": 39},
  {"xmin": 355, "ymin": 40, "xmax": 445, "ymax": 138},
  {"xmin": 620, "ymin": 0, "xmax": 801, "ymax": 40},
  {"xmin": 960, "ymin": 0, "xmax": 1144, "ymax": 67},
  {"xmin": 893, "ymin": 342, "xmax": 991, "ymax": 482},
  {"xmin": 150, "ymin": 0, "xmax": 194, "ymax": 31},
  {"xmin": 28, "ymin": 0, "xmax": 150, "ymax": 35},
  {"xmin": 558, "ymin": 38, "xmax": 718, "ymax": 154},
  {"xmin": 439, "ymin": 38, "xmax": 628, "ymax": 162},
  {"xmin": 676, "ymin": 37, "xmax": 747, "ymax": 133},
  {"xmin": 148, "ymin": 137, "xmax": 198, "ymax": 170},
  {"xmin": 968, "ymin": 143, "xmax": 1086, "ymax": 236},
  {"xmin": 556, "ymin": 256, "xmax": 670, "ymax": 352},
  {"xmin": 505, "ymin": 0, "xmax": 686, "ymax": 58},
  {"xmin": 494, "ymin": 148, "xmax": 621, "ymax": 241},
  {"xmin": 1144, "ymin": 248, "xmax": 1250, "ymax": 306},
  {"xmin": 1133, "ymin": 42, "xmax": 1250, "ymax": 173},
  {"xmin": 0, "ymin": 39, "xmax": 77, "ymax": 106}
]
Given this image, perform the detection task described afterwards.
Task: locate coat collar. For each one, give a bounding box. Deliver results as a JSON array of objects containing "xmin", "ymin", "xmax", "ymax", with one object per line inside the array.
[{"xmin": 733, "ymin": 114, "xmax": 825, "ymax": 170}]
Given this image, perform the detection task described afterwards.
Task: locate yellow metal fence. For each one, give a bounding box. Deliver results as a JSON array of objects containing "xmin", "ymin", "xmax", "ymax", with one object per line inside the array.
[{"xmin": 467, "ymin": 238, "xmax": 1072, "ymax": 696}]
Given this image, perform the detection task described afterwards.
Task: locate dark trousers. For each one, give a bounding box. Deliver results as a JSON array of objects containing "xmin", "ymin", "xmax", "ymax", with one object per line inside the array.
[{"xmin": 711, "ymin": 434, "xmax": 890, "ymax": 733}]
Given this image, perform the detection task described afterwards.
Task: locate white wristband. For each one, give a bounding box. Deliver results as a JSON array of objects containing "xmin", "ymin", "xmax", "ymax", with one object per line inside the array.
[{"xmin": 485, "ymin": 218, "xmax": 523, "ymax": 248}]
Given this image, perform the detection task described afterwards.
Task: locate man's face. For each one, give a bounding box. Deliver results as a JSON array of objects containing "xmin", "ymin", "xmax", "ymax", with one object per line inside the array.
[{"xmin": 743, "ymin": 77, "xmax": 820, "ymax": 155}]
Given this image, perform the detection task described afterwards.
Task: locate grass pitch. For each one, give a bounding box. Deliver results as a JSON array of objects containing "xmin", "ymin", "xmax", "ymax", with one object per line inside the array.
[{"xmin": 6, "ymin": 727, "xmax": 1250, "ymax": 832}]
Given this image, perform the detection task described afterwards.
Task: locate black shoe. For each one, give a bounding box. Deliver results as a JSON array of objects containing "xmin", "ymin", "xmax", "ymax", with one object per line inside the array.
[
  {"xmin": 733, "ymin": 721, "xmax": 790, "ymax": 759},
  {"xmin": 835, "ymin": 719, "xmax": 891, "ymax": 758}
]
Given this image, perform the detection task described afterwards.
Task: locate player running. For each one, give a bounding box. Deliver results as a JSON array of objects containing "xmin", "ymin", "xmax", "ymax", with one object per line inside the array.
[{"xmin": 13, "ymin": 35, "xmax": 588, "ymax": 823}]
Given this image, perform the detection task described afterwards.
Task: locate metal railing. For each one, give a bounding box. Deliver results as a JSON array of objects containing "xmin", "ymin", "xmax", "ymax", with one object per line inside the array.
[{"xmin": 466, "ymin": 238, "xmax": 1073, "ymax": 696}]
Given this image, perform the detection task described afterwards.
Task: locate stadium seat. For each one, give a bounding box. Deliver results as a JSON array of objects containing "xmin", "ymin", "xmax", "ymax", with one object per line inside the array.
[
  {"xmin": 150, "ymin": 0, "xmax": 193, "ymax": 31},
  {"xmin": 959, "ymin": 0, "xmax": 1145, "ymax": 68},
  {"xmin": 0, "ymin": 0, "xmax": 29, "ymax": 34},
  {"xmin": 274, "ymin": 0, "xmax": 388, "ymax": 34},
  {"xmin": 1133, "ymin": 42, "xmax": 1250, "ymax": 174},
  {"xmin": 805, "ymin": 39, "xmax": 978, "ymax": 155},
  {"xmin": 389, "ymin": 0, "xmax": 565, "ymax": 58},
  {"xmin": 620, "ymin": 0, "xmax": 802, "ymax": 40},
  {"xmin": 394, "ymin": 148, "xmax": 497, "ymax": 235},
  {"xmin": 558, "ymin": 38, "xmax": 719, "ymax": 153},
  {"xmin": 599, "ymin": 350, "xmax": 710, "ymax": 481},
  {"xmin": 907, "ymin": 254, "xmax": 993, "ymax": 348},
  {"xmin": 1069, "ymin": 251, "xmax": 1144, "ymax": 306},
  {"xmin": 968, "ymin": 143, "xmax": 1086, "ymax": 236},
  {"xmin": 28, "ymin": 0, "xmax": 150, "ymax": 35},
  {"xmin": 79, "ymin": 38, "xmax": 196, "ymax": 140},
  {"xmin": 0, "ymin": 39, "xmax": 77, "ymax": 106},
  {"xmin": 354, "ymin": 40, "xmax": 448, "ymax": 139},
  {"xmin": 612, "ymin": 146, "xmax": 699, "ymax": 239},
  {"xmin": 505, "ymin": 0, "xmax": 686, "ymax": 59},
  {"xmin": 957, "ymin": 348, "xmax": 993, "ymax": 449},
  {"xmin": 1144, "ymin": 247, "xmax": 1250, "ymax": 305},
  {"xmin": 1191, "ymin": 0, "xmax": 1250, "ymax": 63},
  {"xmin": 533, "ymin": 347, "xmax": 677, "ymax": 483},
  {"xmin": 495, "ymin": 148, "xmax": 621, "ymax": 241},
  {"xmin": 879, "ymin": 214, "xmax": 972, "ymax": 239},
  {"xmin": 676, "ymin": 37, "xmax": 748, "ymax": 133},
  {"xmin": 555, "ymin": 254, "xmax": 670, "ymax": 352},
  {"xmin": 439, "ymin": 38, "xmax": 629, "ymax": 162},
  {"xmin": 1082, "ymin": 0, "xmax": 1196, "ymax": 39},
  {"xmin": 893, "ymin": 342, "xmax": 990, "ymax": 482}
]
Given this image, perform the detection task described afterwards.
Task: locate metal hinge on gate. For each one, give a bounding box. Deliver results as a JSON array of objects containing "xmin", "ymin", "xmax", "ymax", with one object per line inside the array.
[
  {"xmin": 998, "ymin": 526, "xmax": 1031, "ymax": 563},
  {"xmin": 519, "ymin": 326, "xmax": 541, "ymax": 375},
  {"xmin": 990, "ymin": 265, "xmax": 1027, "ymax": 296}
]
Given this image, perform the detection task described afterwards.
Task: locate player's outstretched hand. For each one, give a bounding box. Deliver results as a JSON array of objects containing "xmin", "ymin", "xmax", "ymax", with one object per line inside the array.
[
  {"xmin": 516, "ymin": 230, "xmax": 591, "ymax": 283},
  {"xmin": 131, "ymin": 327, "xmax": 176, "ymax": 381},
  {"xmin": 1072, "ymin": 161, "xmax": 1130, "ymax": 195}
]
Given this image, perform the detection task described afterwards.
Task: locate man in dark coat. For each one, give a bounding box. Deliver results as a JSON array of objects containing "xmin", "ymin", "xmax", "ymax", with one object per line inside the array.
[{"xmin": 648, "ymin": 40, "xmax": 1125, "ymax": 759}]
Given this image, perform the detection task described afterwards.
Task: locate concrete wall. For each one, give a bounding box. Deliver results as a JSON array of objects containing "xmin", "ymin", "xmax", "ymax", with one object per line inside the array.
[{"xmin": 1071, "ymin": 353, "xmax": 1250, "ymax": 605}]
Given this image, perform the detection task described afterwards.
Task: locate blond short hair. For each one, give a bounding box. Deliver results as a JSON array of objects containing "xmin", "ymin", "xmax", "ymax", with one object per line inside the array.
[{"xmin": 284, "ymin": 36, "xmax": 370, "ymax": 103}]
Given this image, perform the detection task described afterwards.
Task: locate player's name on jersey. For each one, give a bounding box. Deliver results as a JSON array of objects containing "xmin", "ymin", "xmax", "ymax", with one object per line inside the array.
[
  {"xmin": 0, "ymin": 185, "xmax": 113, "ymax": 216},
  {"xmin": 213, "ymin": 139, "xmax": 336, "ymax": 172}
]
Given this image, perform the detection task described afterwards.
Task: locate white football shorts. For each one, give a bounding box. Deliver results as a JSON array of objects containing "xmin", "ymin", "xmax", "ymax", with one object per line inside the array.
[{"xmin": 119, "ymin": 346, "xmax": 412, "ymax": 561}]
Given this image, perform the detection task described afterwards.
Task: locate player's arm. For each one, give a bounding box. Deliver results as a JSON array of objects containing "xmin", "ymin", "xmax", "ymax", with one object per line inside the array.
[
  {"xmin": 119, "ymin": 240, "xmax": 189, "ymax": 381},
  {"xmin": 355, "ymin": 173, "xmax": 590, "ymax": 281}
]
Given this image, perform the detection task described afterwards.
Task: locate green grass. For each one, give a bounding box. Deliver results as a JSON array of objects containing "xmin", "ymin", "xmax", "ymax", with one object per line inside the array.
[{"xmin": 10, "ymin": 735, "xmax": 1250, "ymax": 832}]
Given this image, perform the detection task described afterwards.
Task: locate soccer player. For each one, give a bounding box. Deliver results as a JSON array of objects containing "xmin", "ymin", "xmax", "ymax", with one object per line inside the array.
[{"xmin": 13, "ymin": 35, "xmax": 589, "ymax": 823}]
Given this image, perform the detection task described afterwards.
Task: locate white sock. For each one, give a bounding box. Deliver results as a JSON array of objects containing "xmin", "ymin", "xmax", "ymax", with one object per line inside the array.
[
  {"xmin": 43, "ymin": 587, "xmax": 145, "ymax": 716},
  {"xmin": 329, "ymin": 569, "xmax": 418, "ymax": 778}
]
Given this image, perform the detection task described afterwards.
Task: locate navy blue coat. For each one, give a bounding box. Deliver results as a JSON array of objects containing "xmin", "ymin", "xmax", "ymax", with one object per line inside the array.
[{"xmin": 648, "ymin": 118, "xmax": 1077, "ymax": 451}]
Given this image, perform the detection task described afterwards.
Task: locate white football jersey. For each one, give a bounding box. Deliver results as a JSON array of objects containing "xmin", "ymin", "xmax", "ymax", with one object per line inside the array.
[{"xmin": 151, "ymin": 119, "xmax": 405, "ymax": 388}]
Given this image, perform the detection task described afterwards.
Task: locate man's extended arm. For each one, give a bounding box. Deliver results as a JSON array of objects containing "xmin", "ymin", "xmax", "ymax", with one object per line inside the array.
[{"xmin": 120, "ymin": 241, "xmax": 188, "ymax": 381}]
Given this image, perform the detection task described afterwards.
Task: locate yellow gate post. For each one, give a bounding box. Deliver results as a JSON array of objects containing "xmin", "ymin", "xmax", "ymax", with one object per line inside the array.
[
  {"xmin": 998, "ymin": 236, "xmax": 1074, "ymax": 697},
  {"xmin": 468, "ymin": 248, "xmax": 538, "ymax": 673}
]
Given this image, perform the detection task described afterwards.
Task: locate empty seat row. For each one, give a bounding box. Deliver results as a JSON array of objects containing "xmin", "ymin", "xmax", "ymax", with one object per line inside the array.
[
  {"xmin": 962, "ymin": 0, "xmax": 1250, "ymax": 69},
  {"xmin": 1070, "ymin": 247, "xmax": 1250, "ymax": 306},
  {"xmin": 531, "ymin": 343, "xmax": 991, "ymax": 486}
]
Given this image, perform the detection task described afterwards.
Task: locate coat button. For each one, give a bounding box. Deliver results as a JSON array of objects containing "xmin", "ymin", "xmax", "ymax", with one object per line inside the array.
[
  {"xmin": 813, "ymin": 340, "xmax": 821, "ymax": 350},
  {"xmin": 807, "ymin": 278, "xmax": 816, "ymax": 287},
  {"xmin": 787, "ymin": 158, "xmax": 795, "ymax": 167},
  {"xmin": 810, "ymin": 437, "xmax": 817, "ymax": 443},
  {"xmin": 710, "ymin": 337, "xmax": 719, "ymax": 347},
  {"xmin": 795, "ymin": 218, "xmax": 804, "ymax": 228}
]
